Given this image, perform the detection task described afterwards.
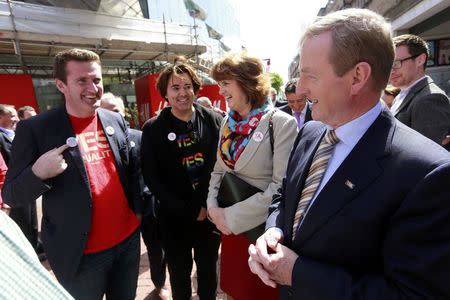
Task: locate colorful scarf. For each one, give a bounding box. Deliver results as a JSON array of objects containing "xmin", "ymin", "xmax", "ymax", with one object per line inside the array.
[{"xmin": 220, "ymin": 103, "xmax": 271, "ymax": 169}]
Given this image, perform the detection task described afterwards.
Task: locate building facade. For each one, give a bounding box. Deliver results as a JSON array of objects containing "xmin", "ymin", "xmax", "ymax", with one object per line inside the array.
[
  {"xmin": 0, "ymin": 0, "xmax": 241, "ymax": 116},
  {"xmin": 289, "ymin": 0, "xmax": 450, "ymax": 94}
]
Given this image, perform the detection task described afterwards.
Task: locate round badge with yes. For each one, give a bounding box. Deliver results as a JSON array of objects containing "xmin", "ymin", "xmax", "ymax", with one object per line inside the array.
[
  {"xmin": 106, "ymin": 126, "xmax": 115, "ymax": 135},
  {"xmin": 66, "ymin": 137, "xmax": 78, "ymax": 148},
  {"xmin": 167, "ymin": 132, "xmax": 176, "ymax": 141},
  {"xmin": 253, "ymin": 131, "xmax": 264, "ymax": 143}
]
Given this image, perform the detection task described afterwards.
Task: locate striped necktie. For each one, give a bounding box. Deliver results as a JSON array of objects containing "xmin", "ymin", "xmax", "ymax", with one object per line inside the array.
[{"xmin": 292, "ymin": 129, "xmax": 340, "ymax": 240}]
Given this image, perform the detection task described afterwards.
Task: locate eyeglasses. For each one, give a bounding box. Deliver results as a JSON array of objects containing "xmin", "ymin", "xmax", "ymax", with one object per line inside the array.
[{"xmin": 392, "ymin": 54, "xmax": 420, "ymax": 69}]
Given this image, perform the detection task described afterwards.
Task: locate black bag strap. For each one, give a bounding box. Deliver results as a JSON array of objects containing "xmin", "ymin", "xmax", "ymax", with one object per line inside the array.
[{"xmin": 268, "ymin": 108, "xmax": 277, "ymax": 155}]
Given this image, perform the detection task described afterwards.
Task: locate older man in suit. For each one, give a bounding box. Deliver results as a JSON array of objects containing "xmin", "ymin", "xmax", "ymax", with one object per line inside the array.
[
  {"xmin": 0, "ymin": 104, "xmax": 18, "ymax": 164},
  {"xmin": 390, "ymin": 34, "xmax": 450, "ymax": 144},
  {"xmin": 280, "ymin": 79, "xmax": 312, "ymax": 129},
  {"xmin": 3, "ymin": 49, "xmax": 142, "ymax": 299},
  {"xmin": 248, "ymin": 9, "xmax": 450, "ymax": 299}
]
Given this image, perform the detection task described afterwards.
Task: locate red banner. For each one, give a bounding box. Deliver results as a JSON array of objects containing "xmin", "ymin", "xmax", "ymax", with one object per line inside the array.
[
  {"xmin": 197, "ymin": 84, "xmax": 227, "ymax": 111},
  {"xmin": 0, "ymin": 74, "xmax": 39, "ymax": 112}
]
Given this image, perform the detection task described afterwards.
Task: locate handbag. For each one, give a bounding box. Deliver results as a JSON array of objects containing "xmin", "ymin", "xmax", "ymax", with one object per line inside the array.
[{"xmin": 217, "ymin": 172, "xmax": 266, "ymax": 241}]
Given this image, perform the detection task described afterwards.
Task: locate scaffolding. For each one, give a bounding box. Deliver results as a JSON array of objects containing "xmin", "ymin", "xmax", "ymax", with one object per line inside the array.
[{"xmin": 0, "ymin": 0, "xmax": 208, "ymax": 79}]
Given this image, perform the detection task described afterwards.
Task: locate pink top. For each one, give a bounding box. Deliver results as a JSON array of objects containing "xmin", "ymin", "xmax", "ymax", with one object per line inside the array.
[{"xmin": 0, "ymin": 153, "xmax": 7, "ymax": 207}]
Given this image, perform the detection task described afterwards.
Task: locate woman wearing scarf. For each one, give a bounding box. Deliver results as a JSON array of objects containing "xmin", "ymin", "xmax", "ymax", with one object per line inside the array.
[{"xmin": 207, "ymin": 52, "xmax": 298, "ymax": 300}]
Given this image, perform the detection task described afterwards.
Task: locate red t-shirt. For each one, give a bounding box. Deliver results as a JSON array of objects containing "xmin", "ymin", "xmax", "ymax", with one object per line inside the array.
[{"xmin": 68, "ymin": 113, "xmax": 139, "ymax": 254}]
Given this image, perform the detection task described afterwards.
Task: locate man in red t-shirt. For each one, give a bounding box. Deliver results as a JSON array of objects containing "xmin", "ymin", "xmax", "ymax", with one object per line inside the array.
[{"xmin": 3, "ymin": 49, "xmax": 142, "ymax": 300}]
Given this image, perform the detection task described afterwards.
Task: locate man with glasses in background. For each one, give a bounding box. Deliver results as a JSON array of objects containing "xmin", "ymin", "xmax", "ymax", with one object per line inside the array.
[{"xmin": 390, "ymin": 34, "xmax": 450, "ymax": 144}]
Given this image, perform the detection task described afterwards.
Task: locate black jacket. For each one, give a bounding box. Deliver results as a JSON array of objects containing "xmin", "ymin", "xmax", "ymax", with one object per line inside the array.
[
  {"xmin": 2, "ymin": 106, "xmax": 141, "ymax": 283},
  {"xmin": 141, "ymin": 104, "xmax": 222, "ymax": 225},
  {"xmin": 0, "ymin": 131, "xmax": 12, "ymax": 165}
]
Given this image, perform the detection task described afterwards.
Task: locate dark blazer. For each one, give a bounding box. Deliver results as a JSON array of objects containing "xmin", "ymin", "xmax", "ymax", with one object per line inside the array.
[
  {"xmin": 127, "ymin": 127, "xmax": 154, "ymax": 216},
  {"xmin": 141, "ymin": 104, "xmax": 222, "ymax": 230},
  {"xmin": 0, "ymin": 131, "xmax": 13, "ymax": 164},
  {"xmin": 394, "ymin": 76, "xmax": 450, "ymax": 144},
  {"xmin": 0, "ymin": 128, "xmax": 39, "ymax": 249},
  {"xmin": 2, "ymin": 106, "xmax": 141, "ymax": 283},
  {"xmin": 267, "ymin": 107, "xmax": 450, "ymax": 299},
  {"xmin": 280, "ymin": 104, "xmax": 312, "ymax": 125}
]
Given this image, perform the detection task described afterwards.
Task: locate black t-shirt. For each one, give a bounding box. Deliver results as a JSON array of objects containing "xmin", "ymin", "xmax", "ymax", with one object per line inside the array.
[{"xmin": 169, "ymin": 111, "xmax": 209, "ymax": 190}]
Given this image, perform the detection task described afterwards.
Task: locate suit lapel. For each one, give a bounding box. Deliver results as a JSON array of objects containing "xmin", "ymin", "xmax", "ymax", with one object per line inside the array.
[
  {"xmin": 395, "ymin": 77, "xmax": 429, "ymax": 116},
  {"xmin": 294, "ymin": 110, "xmax": 393, "ymax": 245},
  {"xmin": 97, "ymin": 109, "xmax": 126, "ymax": 182},
  {"xmin": 283, "ymin": 125, "xmax": 325, "ymax": 241},
  {"xmin": 305, "ymin": 106, "xmax": 313, "ymax": 123},
  {"xmin": 3, "ymin": 134, "xmax": 12, "ymax": 144},
  {"xmin": 56, "ymin": 107, "xmax": 91, "ymax": 191}
]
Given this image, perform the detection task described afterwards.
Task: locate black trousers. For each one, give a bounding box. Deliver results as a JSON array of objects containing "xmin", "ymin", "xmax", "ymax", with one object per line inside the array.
[
  {"xmin": 141, "ymin": 214, "xmax": 167, "ymax": 289},
  {"xmin": 9, "ymin": 202, "xmax": 39, "ymax": 250},
  {"xmin": 161, "ymin": 219, "xmax": 220, "ymax": 300}
]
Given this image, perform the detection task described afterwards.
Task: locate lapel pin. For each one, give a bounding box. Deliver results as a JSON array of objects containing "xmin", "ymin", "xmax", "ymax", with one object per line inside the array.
[
  {"xmin": 66, "ymin": 137, "xmax": 78, "ymax": 148},
  {"xmin": 129, "ymin": 141, "xmax": 136, "ymax": 148},
  {"xmin": 167, "ymin": 132, "xmax": 176, "ymax": 141},
  {"xmin": 253, "ymin": 131, "xmax": 264, "ymax": 143},
  {"xmin": 345, "ymin": 180, "xmax": 355, "ymax": 189},
  {"xmin": 105, "ymin": 126, "xmax": 115, "ymax": 135}
]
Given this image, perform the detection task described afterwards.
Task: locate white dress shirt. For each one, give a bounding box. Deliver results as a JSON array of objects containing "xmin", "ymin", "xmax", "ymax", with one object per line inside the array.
[
  {"xmin": 0, "ymin": 127, "xmax": 14, "ymax": 140},
  {"xmin": 272, "ymin": 102, "xmax": 382, "ymax": 236},
  {"xmin": 303, "ymin": 101, "xmax": 382, "ymax": 218},
  {"xmin": 390, "ymin": 75, "xmax": 426, "ymax": 115}
]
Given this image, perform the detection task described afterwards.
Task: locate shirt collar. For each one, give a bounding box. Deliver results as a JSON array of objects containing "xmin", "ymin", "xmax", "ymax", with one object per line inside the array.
[
  {"xmin": 401, "ymin": 75, "xmax": 426, "ymax": 96},
  {"xmin": 0, "ymin": 127, "xmax": 15, "ymax": 139},
  {"xmin": 291, "ymin": 104, "xmax": 307, "ymax": 116},
  {"xmin": 328, "ymin": 101, "xmax": 382, "ymax": 148}
]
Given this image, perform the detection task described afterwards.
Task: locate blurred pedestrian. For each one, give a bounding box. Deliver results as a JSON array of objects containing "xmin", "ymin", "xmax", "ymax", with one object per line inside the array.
[
  {"xmin": 17, "ymin": 106, "xmax": 37, "ymax": 120},
  {"xmin": 0, "ymin": 210, "xmax": 74, "ymax": 299}
]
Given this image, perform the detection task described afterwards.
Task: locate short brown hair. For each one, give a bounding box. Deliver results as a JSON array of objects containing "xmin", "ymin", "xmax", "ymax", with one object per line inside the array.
[
  {"xmin": 393, "ymin": 34, "xmax": 429, "ymax": 70},
  {"xmin": 156, "ymin": 58, "xmax": 201, "ymax": 99},
  {"xmin": 0, "ymin": 104, "xmax": 15, "ymax": 116},
  {"xmin": 302, "ymin": 8, "xmax": 394, "ymax": 92},
  {"xmin": 285, "ymin": 78, "xmax": 298, "ymax": 95},
  {"xmin": 211, "ymin": 52, "xmax": 271, "ymax": 108},
  {"xmin": 17, "ymin": 106, "xmax": 36, "ymax": 119},
  {"xmin": 54, "ymin": 48, "xmax": 101, "ymax": 83}
]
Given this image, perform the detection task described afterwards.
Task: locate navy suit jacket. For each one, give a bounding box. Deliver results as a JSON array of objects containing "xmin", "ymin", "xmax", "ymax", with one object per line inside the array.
[
  {"xmin": 2, "ymin": 106, "xmax": 141, "ymax": 283},
  {"xmin": 0, "ymin": 131, "xmax": 13, "ymax": 164},
  {"xmin": 267, "ymin": 107, "xmax": 450, "ymax": 299}
]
